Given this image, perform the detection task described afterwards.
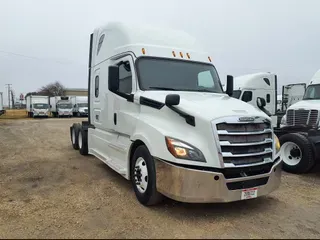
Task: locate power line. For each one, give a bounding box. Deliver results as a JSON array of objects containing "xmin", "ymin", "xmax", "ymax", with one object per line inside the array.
[{"xmin": 0, "ymin": 50, "xmax": 86, "ymax": 66}]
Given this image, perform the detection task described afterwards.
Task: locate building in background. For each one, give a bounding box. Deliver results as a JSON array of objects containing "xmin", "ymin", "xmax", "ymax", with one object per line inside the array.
[{"xmin": 63, "ymin": 88, "xmax": 88, "ymax": 96}]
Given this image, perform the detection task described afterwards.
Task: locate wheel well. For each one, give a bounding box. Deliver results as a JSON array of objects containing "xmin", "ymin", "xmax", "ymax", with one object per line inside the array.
[{"xmin": 128, "ymin": 140, "xmax": 146, "ymax": 179}]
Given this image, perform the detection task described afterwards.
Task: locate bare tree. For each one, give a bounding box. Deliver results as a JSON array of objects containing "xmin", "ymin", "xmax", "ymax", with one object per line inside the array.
[{"xmin": 38, "ymin": 81, "xmax": 65, "ymax": 97}]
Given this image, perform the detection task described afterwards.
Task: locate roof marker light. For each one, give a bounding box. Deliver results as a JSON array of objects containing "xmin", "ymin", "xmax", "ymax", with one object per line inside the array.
[
  {"xmin": 208, "ymin": 56, "xmax": 212, "ymax": 62},
  {"xmin": 179, "ymin": 52, "xmax": 183, "ymax": 58},
  {"xmin": 186, "ymin": 53, "xmax": 190, "ymax": 59},
  {"xmin": 172, "ymin": 51, "xmax": 176, "ymax": 57},
  {"xmin": 142, "ymin": 48, "xmax": 146, "ymax": 54}
]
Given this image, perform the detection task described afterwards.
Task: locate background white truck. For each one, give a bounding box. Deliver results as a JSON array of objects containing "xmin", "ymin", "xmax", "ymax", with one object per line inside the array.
[
  {"xmin": 69, "ymin": 22, "xmax": 282, "ymax": 206},
  {"xmin": 0, "ymin": 92, "xmax": 5, "ymax": 116},
  {"xmin": 26, "ymin": 95, "xmax": 49, "ymax": 118},
  {"xmin": 50, "ymin": 96, "xmax": 73, "ymax": 118},
  {"xmin": 232, "ymin": 72, "xmax": 306, "ymax": 128},
  {"xmin": 277, "ymin": 68, "xmax": 320, "ymax": 174},
  {"xmin": 70, "ymin": 96, "xmax": 88, "ymax": 117}
]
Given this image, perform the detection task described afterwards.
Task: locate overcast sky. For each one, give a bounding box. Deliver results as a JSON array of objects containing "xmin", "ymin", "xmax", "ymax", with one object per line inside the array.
[{"xmin": 0, "ymin": 0, "xmax": 319, "ymax": 105}]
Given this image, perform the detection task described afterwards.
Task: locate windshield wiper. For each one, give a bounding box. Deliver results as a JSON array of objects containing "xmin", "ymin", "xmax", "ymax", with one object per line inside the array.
[
  {"xmin": 149, "ymin": 87, "xmax": 216, "ymax": 93},
  {"xmin": 303, "ymin": 98, "xmax": 320, "ymax": 100}
]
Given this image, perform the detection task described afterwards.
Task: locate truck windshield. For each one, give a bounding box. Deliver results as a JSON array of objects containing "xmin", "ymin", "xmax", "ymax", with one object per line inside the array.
[
  {"xmin": 58, "ymin": 104, "xmax": 72, "ymax": 109},
  {"xmin": 303, "ymin": 84, "xmax": 320, "ymax": 100},
  {"xmin": 231, "ymin": 90, "xmax": 241, "ymax": 99},
  {"xmin": 33, "ymin": 103, "xmax": 49, "ymax": 109},
  {"xmin": 78, "ymin": 103, "xmax": 88, "ymax": 107},
  {"xmin": 136, "ymin": 57, "xmax": 223, "ymax": 93}
]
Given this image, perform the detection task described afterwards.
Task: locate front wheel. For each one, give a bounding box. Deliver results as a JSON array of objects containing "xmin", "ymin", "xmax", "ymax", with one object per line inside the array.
[
  {"xmin": 279, "ymin": 133, "xmax": 315, "ymax": 174},
  {"xmin": 131, "ymin": 145, "xmax": 163, "ymax": 206}
]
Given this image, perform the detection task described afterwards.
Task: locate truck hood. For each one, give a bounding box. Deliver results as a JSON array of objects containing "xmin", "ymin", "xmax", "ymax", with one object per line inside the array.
[
  {"xmin": 140, "ymin": 91, "xmax": 269, "ymax": 121},
  {"xmin": 288, "ymin": 100, "xmax": 320, "ymax": 111}
]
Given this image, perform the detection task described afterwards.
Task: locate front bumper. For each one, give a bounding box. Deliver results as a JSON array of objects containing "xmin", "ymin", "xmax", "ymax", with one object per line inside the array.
[
  {"xmin": 59, "ymin": 112, "xmax": 73, "ymax": 116},
  {"xmin": 33, "ymin": 112, "xmax": 49, "ymax": 117},
  {"xmin": 155, "ymin": 158, "xmax": 282, "ymax": 203},
  {"xmin": 79, "ymin": 112, "xmax": 88, "ymax": 116}
]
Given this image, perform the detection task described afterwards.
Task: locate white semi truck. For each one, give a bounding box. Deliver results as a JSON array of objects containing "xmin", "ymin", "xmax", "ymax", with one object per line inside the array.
[
  {"xmin": 50, "ymin": 96, "xmax": 73, "ymax": 118},
  {"xmin": 26, "ymin": 95, "xmax": 50, "ymax": 118},
  {"xmin": 278, "ymin": 69, "xmax": 320, "ymax": 174},
  {"xmin": 69, "ymin": 22, "xmax": 282, "ymax": 206},
  {"xmin": 0, "ymin": 92, "xmax": 5, "ymax": 116},
  {"xmin": 70, "ymin": 96, "xmax": 88, "ymax": 117},
  {"xmin": 232, "ymin": 72, "xmax": 306, "ymax": 128}
]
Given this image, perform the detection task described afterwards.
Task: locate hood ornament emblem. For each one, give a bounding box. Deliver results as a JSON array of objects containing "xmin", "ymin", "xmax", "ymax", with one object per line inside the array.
[{"xmin": 238, "ymin": 116, "xmax": 255, "ymax": 122}]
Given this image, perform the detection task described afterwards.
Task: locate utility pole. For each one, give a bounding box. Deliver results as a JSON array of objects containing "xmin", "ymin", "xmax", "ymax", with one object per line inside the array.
[{"xmin": 5, "ymin": 84, "xmax": 12, "ymax": 109}]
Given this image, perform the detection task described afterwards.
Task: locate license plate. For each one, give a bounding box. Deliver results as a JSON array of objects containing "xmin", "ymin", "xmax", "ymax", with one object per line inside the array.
[
  {"xmin": 40, "ymin": 112, "xmax": 44, "ymax": 114},
  {"xmin": 241, "ymin": 187, "xmax": 258, "ymax": 200}
]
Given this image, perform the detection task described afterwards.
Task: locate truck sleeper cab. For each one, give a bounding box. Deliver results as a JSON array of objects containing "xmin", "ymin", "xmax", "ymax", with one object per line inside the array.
[{"xmin": 70, "ymin": 22, "xmax": 282, "ymax": 206}]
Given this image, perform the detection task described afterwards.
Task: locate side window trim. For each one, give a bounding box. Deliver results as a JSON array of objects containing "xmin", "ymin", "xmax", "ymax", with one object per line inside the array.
[
  {"xmin": 97, "ymin": 34, "xmax": 105, "ymax": 55},
  {"xmin": 109, "ymin": 56, "xmax": 135, "ymax": 102},
  {"xmin": 95, "ymin": 75, "xmax": 99, "ymax": 98},
  {"xmin": 266, "ymin": 94, "xmax": 270, "ymax": 103}
]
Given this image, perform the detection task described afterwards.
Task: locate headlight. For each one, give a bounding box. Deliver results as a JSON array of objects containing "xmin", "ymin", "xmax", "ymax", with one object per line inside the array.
[
  {"xmin": 280, "ymin": 115, "xmax": 287, "ymax": 126},
  {"xmin": 274, "ymin": 134, "xmax": 281, "ymax": 154},
  {"xmin": 165, "ymin": 137, "xmax": 206, "ymax": 162}
]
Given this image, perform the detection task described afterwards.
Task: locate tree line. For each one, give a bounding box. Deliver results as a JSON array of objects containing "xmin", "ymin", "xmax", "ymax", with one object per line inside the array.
[{"xmin": 25, "ymin": 81, "xmax": 66, "ymax": 98}]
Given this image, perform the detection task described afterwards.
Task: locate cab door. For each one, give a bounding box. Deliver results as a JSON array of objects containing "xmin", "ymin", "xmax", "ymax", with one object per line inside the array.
[{"xmin": 108, "ymin": 55, "xmax": 139, "ymax": 137}]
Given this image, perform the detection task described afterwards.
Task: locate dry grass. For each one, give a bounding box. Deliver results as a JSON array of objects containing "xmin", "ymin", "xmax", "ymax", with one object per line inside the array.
[{"xmin": 0, "ymin": 109, "xmax": 28, "ymax": 119}]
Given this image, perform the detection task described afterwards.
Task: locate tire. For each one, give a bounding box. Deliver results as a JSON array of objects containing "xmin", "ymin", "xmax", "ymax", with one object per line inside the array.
[
  {"xmin": 131, "ymin": 145, "xmax": 163, "ymax": 206},
  {"xmin": 279, "ymin": 132, "xmax": 315, "ymax": 174},
  {"xmin": 71, "ymin": 123, "xmax": 81, "ymax": 150},
  {"xmin": 78, "ymin": 128, "xmax": 88, "ymax": 155}
]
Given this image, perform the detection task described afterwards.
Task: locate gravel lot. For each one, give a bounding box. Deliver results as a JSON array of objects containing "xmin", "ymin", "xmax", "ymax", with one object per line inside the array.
[{"xmin": 1, "ymin": 118, "xmax": 320, "ymax": 239}]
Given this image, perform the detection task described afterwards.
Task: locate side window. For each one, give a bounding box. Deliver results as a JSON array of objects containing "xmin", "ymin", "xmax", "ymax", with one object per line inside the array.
[
  {"xmin": 242, "ymin": 91, "xmax": 252, "ymax": 102},
  {"xmin": 95, "ymin": 76, "xmax": 99, "ymax": 97},
  {"xmin": 198, "ymin": 70, "xmax": 214, "ymax": 88},
  {"xmin": 118, "ymin": 61, "xmax": 132, "ymax": 94},
  {"xmin": 266, "ymin": 94, "xmax": 270, "ymax": 103},
  {"xmin": 97, "ymin": 34, "xmax": 105, "ymax": 55}
]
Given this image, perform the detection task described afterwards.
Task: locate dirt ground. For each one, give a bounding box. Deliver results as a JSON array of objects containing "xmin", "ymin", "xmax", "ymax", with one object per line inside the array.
[{"xmin": 1, "ymin": 118, "xmax": 320, "ymax": 239}]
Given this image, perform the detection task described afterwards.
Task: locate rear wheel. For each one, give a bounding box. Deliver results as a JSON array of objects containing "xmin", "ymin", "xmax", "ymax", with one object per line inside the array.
[
  {"xmin": 71, "ymin": 123, "xmax": 81, "ymax": 150},
  {"xmin": 131, "ymin": 145, "xmax": 163, "ymax": 206},
  {"xmin": 279, "ymin": 133, "xmax": 315, "ymax": 174},
  {"xmin": 78, "ymin": 128, "xmax": 88, "ymax": 155}
]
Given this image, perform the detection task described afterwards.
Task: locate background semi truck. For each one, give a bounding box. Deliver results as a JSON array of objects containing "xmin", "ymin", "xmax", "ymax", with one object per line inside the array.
[
  {"xmin": 69, "ymin": 22, "xmax": 282, "ymax": 206},
  {"xmin": 277, "ymin": 68, "xmax": 320, "ymax": 174},
  {"xmin": 50, "ymin": 96, "xmax": 73, "ymax": 118},
  {"xmin": 232, "ymin": 72, "xmax": 306, "ymax": 128},
  {"xmin": 26, "ymin": 95, "xmax": 49, "ymax": 118},
  {"xmin": 0, "ymin": 92, "xmax": 5, "ymax": 116},
  {"xmin": 70, "ymin": 96, "xmax": 88, "ymax": 117}
]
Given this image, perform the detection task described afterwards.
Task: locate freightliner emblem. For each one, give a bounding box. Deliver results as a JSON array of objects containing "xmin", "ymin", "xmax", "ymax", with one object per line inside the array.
[{"xmin": 238, "ymin": 117, "xmax": 255, "ymax": 122}]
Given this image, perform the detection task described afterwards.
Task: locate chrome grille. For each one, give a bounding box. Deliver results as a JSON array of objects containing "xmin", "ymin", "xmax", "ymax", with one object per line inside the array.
[
  {"xmin": 214, "ymin": 117, "xmax": 273, "ymax": 167},
  {"xmin": 287, "ymin": 109, "xmax": 318, "ymax": 126}
]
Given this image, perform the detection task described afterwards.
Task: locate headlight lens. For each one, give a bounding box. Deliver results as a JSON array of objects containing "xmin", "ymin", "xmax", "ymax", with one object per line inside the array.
[
  {"xmin": 165, "ymin": 137, "xmax": 206, "ymax": 162},
  {"xmin": 274, "ymin": 134, "xmax": 281, "ymax": 153},
  {"xmin": 280, "ymin": 115, "xmax": 287, "ymax": 126}
]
